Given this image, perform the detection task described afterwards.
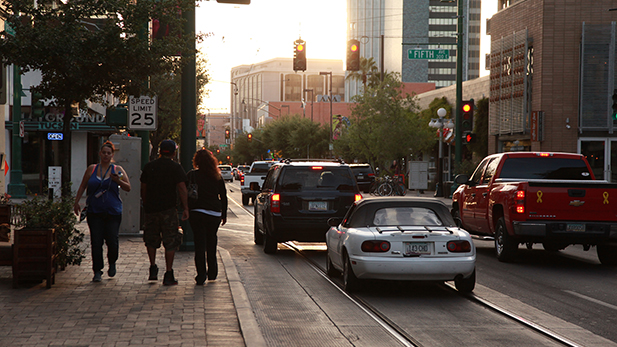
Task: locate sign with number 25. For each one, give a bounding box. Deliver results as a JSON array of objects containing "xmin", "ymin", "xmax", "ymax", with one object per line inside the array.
[{"xmin": 128, "ymin": 95, "xmax": 158, "ymax": 131}]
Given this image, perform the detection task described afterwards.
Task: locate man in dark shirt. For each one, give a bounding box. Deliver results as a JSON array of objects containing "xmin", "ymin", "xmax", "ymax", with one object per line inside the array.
[{"xmin": 140, "ymin": 139, "xmax": 189, "ymax": 285}]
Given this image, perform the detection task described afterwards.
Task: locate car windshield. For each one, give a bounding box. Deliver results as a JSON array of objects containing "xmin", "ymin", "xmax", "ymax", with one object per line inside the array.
[
  {"xmin": 219, "ymin": 167, "xmax": 231, "ymax": 172},
  {"xmin": 372, "ymin": 207, "xmax": 443, "ymax": 226},
  {"xmin": 279, "ymin": 167, "xmax": 356, "ymax": 191},
  {"xmin": 499, "ymin": 157, "xmax": 592, "ymax": 180}
]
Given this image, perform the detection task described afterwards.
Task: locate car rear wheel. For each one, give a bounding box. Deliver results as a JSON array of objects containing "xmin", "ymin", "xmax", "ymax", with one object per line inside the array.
[
  {"xmin": 597, "ymin": 245, "xmax": 617, "ymax": 266},
  {"xmin": 253, "ymin": 218, "xmax": 264, "ymax": 245},
  {"xmin": 326, "ymin": 251, "xmax": 339, "ymax": 277},
  {"xmin": 343, "ymin": 252, "xmax": 360, "ymax": 292},
  {"xmin": 495, "ymin": 217, "xmax": 517, "ymax": 262},
  {"xmin": 454, "ymin": 269, "xmax": 475, "ymax": 293},
  {"xmin": 263, "ymin": 223, "xmax": 277, "ymax": 254}
]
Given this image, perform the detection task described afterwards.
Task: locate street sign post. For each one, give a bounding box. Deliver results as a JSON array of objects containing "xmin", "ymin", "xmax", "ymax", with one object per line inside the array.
[
  {"xmin": 128, "ymin": 95, "xmax": 157, "ymax": 131},
  {"xmin": 408, "ymin": 49, "xmax": 450, "ymax": 60}
]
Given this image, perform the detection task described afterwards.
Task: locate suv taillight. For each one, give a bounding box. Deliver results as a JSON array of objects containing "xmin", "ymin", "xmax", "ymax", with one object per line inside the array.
[
  {"xmin": 271, "ymin": 193, "xmax": 281, "ymax": 213},
  {"xmin": 515, "ymin": 190, "xmax": 525, "ymax": 214},
  {"xmin": 355, "ymin": 194, "xmax": 363, "ymax": 202}
]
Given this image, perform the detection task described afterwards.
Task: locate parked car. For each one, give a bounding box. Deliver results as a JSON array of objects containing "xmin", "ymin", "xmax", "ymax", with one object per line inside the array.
[
  {"xmin": 349, "ymin": 163, "xmax": 376, "ymax": 193},
  {"xmin": 254, "ymin": 159, "xmax": 363, "ymax": 254},
  {"xmin": 218, "ymin": 165, "xmax": 234, "ymax": 182},
  {"xmin": 241, "ymin": 161, "xmax": 276, "ymax": 205},
  {"xmin": 452, "ymin": 151, "xmax": 617, "ymax": 264},
  {"xmin": 326, "ymin": 197, "xmax": 476, "ymax": 293}
]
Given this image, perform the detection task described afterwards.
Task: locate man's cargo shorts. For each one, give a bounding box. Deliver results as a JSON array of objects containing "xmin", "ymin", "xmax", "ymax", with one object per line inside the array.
[{"xmin": 143, "ymin": 208, "xmax": 183, "ymax": 251}]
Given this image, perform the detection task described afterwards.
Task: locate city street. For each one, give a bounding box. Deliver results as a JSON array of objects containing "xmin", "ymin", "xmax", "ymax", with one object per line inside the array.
[{"xmin": 0, "ymin": 181, "xmax": 616, "ymax": 346}]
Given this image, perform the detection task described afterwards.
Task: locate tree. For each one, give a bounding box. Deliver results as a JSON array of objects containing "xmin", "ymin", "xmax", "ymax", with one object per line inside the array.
[
  {"xmin": 345, "ymin": 57, "xmax": 382, "ymax": 89},
  {"xmin": 335, "ymin": 73, "xmax": 433, "ymax": 171},
  {"xmin": 0, "ymin": 0, "xmax": 196, "ymax": 193},
  {"xmin": 261, "ymin": 116, "xmax": 329, "ymax": 159},
  {"xmin": 149, "ymin": 52, "xmax": 210, "ymax": 160}
]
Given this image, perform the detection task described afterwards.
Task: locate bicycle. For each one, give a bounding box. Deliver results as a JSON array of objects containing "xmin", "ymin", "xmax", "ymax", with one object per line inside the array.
[{"xmin": 372, "ymin": 175, "xmax": 406, "ymax": 196}]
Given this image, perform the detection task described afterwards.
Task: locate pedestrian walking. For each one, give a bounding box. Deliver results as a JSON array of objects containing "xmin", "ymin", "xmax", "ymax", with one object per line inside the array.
[
  {"xmin": 74, "ymin": 141, "xmax": 131, "ymax": 282},
  {"xmin": 140, "ymin": 139, "xmax": 189, "ymax": 285},
  {"xmin": 186, "ymin": 149, "xmax": 228, "ymax": 285}
]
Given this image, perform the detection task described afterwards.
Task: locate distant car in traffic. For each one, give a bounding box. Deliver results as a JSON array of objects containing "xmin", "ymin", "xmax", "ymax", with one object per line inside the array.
[
  {"xmin": 254, "ymin": 159, "xmax": 362, "ymax": 254},
  {"xmin": 218, "ymin": 165, "xmax": 234, "ymax": 182},
  {"xmin": 325, "ymin": 197, "xmax": 476, "ymax": 293},
  {"xmin": 349, "ymin": 163, "xmax": 376, "ymax": 193}
]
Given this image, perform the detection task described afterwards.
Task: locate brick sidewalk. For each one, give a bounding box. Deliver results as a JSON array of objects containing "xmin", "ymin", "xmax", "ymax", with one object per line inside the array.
[{"xmin": 0, "ymin": 221, "xmax": 244, "ymax": 347}]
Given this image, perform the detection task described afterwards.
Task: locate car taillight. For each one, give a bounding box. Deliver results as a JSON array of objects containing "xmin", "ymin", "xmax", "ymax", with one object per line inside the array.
[
  {"xmin": 240, "ymin": 176, "xmax": 244, "ymax": 185},
  {"xmin": 447, "ymin": 240, "xmax": 471, "ymax": 252},
  {"xmin": 355, "ymin": 194, "xmax": 363, "ymax": 202},
  {"xmin": 271, "ymin": 194, "xmax": 280, "ymax": 213},
  {"xmin": 361, "ymin": 240, "xmax": 390, "ymax": 252},
  {"xmin": 367, "ymin": 173, "xmax": 375, "ymax": 177},
  {"xmin": 515, "ymin": 190, "xmax": 525, "ymax": 214}
]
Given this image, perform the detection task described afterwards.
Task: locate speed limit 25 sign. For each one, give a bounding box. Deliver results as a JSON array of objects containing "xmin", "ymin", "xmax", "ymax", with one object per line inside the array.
[{"xmin": 128, "ymin": 95, "xmax": 158, "ymax": 131}]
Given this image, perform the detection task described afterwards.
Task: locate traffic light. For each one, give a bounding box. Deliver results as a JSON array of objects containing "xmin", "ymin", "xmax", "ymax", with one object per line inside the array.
[
  {"xmin": 293, "ymin": 39, "xmax": 306, "ymax": 72},
  {"xmin": 31, "ymin": 91, "xmax": 45, "ymax": 118},
  {"xmin": 247, "ymin": 133, "xmax": 252, "ymax": 142},
  {"xmin": 225, "ymin": 129, "xmax": 230, "ymax": 139},
  {"xmin": 216, "ymin": 149, "xmax": 220, "ymax": 154},
  {"xmin": 612, "ymin": 89, "xmax": 617, "ymax": 121},
  {"xmin": 461, "ymin": 99, "xmax": 474, "ymax": 133},
  {"xmin": 464, "ymin": 133, "xmax": 476, "ymax": 144},
  {"xmin": 347, "ymin": 39, "xmax": 360, "ymax": 71}
]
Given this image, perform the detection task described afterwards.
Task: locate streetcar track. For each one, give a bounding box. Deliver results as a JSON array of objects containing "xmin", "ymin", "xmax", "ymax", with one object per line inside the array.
[{"xmin": 233, "ymin": 191, "xmax": 581, "ymax": 347}]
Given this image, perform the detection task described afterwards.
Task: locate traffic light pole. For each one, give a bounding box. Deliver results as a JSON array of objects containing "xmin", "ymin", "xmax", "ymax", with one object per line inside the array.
[
  {"xmin": 8, "ymin": 65, "xmax": 26, "ymax": 198},
  {"xmin": 454, "ymin": 0, "xmax": 464, "ymax": 166}
]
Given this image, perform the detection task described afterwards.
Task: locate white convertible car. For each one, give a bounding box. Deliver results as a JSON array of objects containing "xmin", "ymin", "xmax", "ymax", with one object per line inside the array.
[{"xmin": 325, "ymin": 197, "xmax": 476, "ymax": 293}]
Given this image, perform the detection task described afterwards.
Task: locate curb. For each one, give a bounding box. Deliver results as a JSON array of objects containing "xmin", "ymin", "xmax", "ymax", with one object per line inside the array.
[{"xmin": 220, "ymin": 247, "xmax": 267, "ymax": 347}]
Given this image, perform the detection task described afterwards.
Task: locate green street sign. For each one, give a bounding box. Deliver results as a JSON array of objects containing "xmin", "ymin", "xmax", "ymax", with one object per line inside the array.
[
  {"xmin": 5, "ymin": 23, "xmax": 15, "ymax": 36},
  {"xmin": 408, "ymin": 49, "xmax": 450, "ymax": 60}
]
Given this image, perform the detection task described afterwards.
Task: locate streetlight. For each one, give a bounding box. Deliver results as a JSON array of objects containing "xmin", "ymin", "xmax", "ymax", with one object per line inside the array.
[
  {"xmin": 319, "ymin": 71, "xmax": 333, "ymax": 150},
  {"xmin": 304, "ymin": 88, "xmax": 314, "ymax": 122},
  {"xmin": 429, "ymin": 107, "xmax": 454, "ymax": 197}
]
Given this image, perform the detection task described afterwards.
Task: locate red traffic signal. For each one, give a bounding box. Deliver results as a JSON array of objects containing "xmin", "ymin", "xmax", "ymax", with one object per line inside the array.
[
  {"xmin": 293, "ymin": 39, "xmax": 307, "ymax": 71},
  {"xmin": 464, "ymin": 133, "xmax": 476, "ymax": 144},
  {"xmin": 347, "ymin": 39, "xmax": 360, "ymax": 71},
  {"xmin": 247, "ymin": 133, "xmax": 252, "ymax": 142},
  {"xmin": 461, "ymin": 99, "xmax": 474, "ymax": 133},
  {"xmin": 225, "ymin": 129, "xmax": 230, "ymax": 139}
]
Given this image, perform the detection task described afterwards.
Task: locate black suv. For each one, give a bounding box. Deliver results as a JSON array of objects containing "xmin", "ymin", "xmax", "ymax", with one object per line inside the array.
[
  {"xmin": 254, "ymin": 159, "xmax": 362, "ymax": 254},
  {"xmin": 349, "ymin": 163, "xmax": 375, "ymax": 193}
]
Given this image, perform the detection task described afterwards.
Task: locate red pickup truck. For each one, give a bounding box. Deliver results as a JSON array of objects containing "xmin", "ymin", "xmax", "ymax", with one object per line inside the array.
[{"xmin": 452, "ymin": 152, "xmax": 617, "ymax": 265}]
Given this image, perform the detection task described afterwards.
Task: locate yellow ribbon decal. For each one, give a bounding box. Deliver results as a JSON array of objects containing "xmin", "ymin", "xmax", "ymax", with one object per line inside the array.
[
  {"xmin": 603, "ymin": 192, "xmax": 609, "ymax": 205},
  {"xmin": 536, "ymin": 191, "xmax": 543, "ymax": 203}
]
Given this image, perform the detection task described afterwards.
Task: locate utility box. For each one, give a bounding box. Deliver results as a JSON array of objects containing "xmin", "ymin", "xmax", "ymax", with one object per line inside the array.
[
  {"xmin": 409, "ymin": 161, "xmax": 429, "ymax": 190},
  {"xmin": 109, "ymin": 134, "xmax": 141, "ymax": 235}
]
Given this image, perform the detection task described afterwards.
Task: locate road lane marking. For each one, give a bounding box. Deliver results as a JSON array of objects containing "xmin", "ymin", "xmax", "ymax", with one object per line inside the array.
[{"xmin": 564, "ymin": 290, "xmax": 617, "ymax": 311}]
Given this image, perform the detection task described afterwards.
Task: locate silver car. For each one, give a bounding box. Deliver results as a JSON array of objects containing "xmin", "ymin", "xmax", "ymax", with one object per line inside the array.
[{"xmin": 218, "ymin": 165, "xmax": 234, "ymax": 182}]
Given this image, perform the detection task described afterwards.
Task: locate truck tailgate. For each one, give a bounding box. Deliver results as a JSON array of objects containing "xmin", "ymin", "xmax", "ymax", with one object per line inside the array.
[{"xmin": 526, "ymin": 181, "xmax": 617, "ymax": 221}]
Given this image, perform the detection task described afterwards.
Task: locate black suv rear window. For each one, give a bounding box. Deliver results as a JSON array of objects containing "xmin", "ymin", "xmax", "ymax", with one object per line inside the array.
[
  {"xmin": 279, "ymin": 167, "xmax": 356, "ymax": 191},
  {"xmin": 500, "ymin": 157, "xmax": 592, "ymax": 180}
]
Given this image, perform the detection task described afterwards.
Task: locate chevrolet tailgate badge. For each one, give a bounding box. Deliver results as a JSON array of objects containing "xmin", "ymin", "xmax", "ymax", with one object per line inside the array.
[{"xmin": 569, "ymin": 200, "xmax": 585, "ymax": 207}]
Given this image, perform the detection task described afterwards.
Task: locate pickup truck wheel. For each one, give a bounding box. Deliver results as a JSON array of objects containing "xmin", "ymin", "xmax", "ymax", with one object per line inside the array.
[
  {"xmin": 253, "ymin": 218, "xmax": 264, "ymax": 245},
  {"xmin": 495, "ymin": 217, "xmax": 517, "ymax": 262},
  {"xmin": 454, "ymin": 269, "xmax": 475, "ymax": 293},
  {"xmin": 597, "ymin": 245, "xmax": 617, "ymax": 266},
  {"xmin": 343, "ymin": 252, "xmax": 360, "ymax": 292},
  {"xmin": 242, "ymin": 194, "xmax": 250, "ymax": 205},
  {"xmin": 451, "ymin": 208, "xmax": 463, "ymax": 228}
]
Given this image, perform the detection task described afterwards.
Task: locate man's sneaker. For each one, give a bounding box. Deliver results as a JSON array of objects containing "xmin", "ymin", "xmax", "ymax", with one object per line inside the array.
[
  {"xmin": 108, "ymin": 263, "xmax": 116, "ymax": 278},
  {"xmin": 163, "ymin": 270, "xmax": 178, "ymax": 286},
  {"xmin": 148, "ymin": 265, "xmax": 158, "ymax": 281},
  {"xmin": 92, "ymin": 271, "xmax": 103, "ymax": 282}
]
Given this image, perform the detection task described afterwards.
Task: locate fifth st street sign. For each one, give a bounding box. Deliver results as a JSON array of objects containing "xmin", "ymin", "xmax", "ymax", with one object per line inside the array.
[{"xmin": 408, "ymin": 49, "xmax": 450, "ymax": 60}]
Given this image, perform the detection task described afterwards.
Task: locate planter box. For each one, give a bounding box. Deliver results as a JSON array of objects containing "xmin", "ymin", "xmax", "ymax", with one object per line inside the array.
[{"xmin": 12, "ymin": 228, "xmax": 56, "ymax": 289}]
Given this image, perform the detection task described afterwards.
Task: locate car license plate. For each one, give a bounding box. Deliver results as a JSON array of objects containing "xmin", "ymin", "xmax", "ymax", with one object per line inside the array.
[
  {"xmin": 308, "ymin": 201, "xmax": 328, "ymax": 211},
  {"xmin": 404, "ymin": 242, "xmax": 431, "ymax": 255},
  {"xmin": 566, "ymin": 223, "xmax": 585, "ymax": 232}
]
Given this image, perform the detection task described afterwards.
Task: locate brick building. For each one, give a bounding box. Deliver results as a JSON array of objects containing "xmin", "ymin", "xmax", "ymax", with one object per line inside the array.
[{"xmin": 488, "ymin": 0, "xmax": 617, "ymax": 182}]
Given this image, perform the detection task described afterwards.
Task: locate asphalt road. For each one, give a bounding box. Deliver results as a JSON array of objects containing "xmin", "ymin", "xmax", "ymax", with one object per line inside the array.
[{"xmin": 221, "ymin": 181, "xmax": 617, "ymax": 346}]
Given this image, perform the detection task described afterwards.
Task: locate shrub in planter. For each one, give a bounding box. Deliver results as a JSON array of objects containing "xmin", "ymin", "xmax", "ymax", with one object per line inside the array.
[{"xmin": 16, "ymin": 193, "xmax": 86, "ymax": 268}]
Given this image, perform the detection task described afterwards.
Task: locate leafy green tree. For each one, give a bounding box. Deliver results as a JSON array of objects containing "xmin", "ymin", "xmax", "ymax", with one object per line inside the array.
[
  {"xmin": 335, "ymin": 73, "xmax": 433, "ymax": 170},
  {"xmin": 0, "ymin": 0, "xmax": 195, "ymax": 192},
  {"xmin": 345, "ymin": 57, "xmax": 383, "ymax": 89},
  {"xmin": 261, "ymin": 116, "xmax": 329, "ymax": 159},
  {"xmin": 149, "ymin": 52, "xmax": 210, "ymax": 160}
]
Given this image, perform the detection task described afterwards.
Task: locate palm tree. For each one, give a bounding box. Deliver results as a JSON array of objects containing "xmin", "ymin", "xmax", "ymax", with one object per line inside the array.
[{"xmin": 346, "ymin": 57, "xmax": 382, "ymax": 89}]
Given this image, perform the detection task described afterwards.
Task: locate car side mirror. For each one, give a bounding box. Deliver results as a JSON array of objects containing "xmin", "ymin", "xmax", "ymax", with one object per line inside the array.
[
  {"xmin": 327, "ymin": 217, "xmax": 342, "ymax": 227},
  {"xmin": 454, "ymin": 174, "xmax": 470, "ymax": 185}
]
